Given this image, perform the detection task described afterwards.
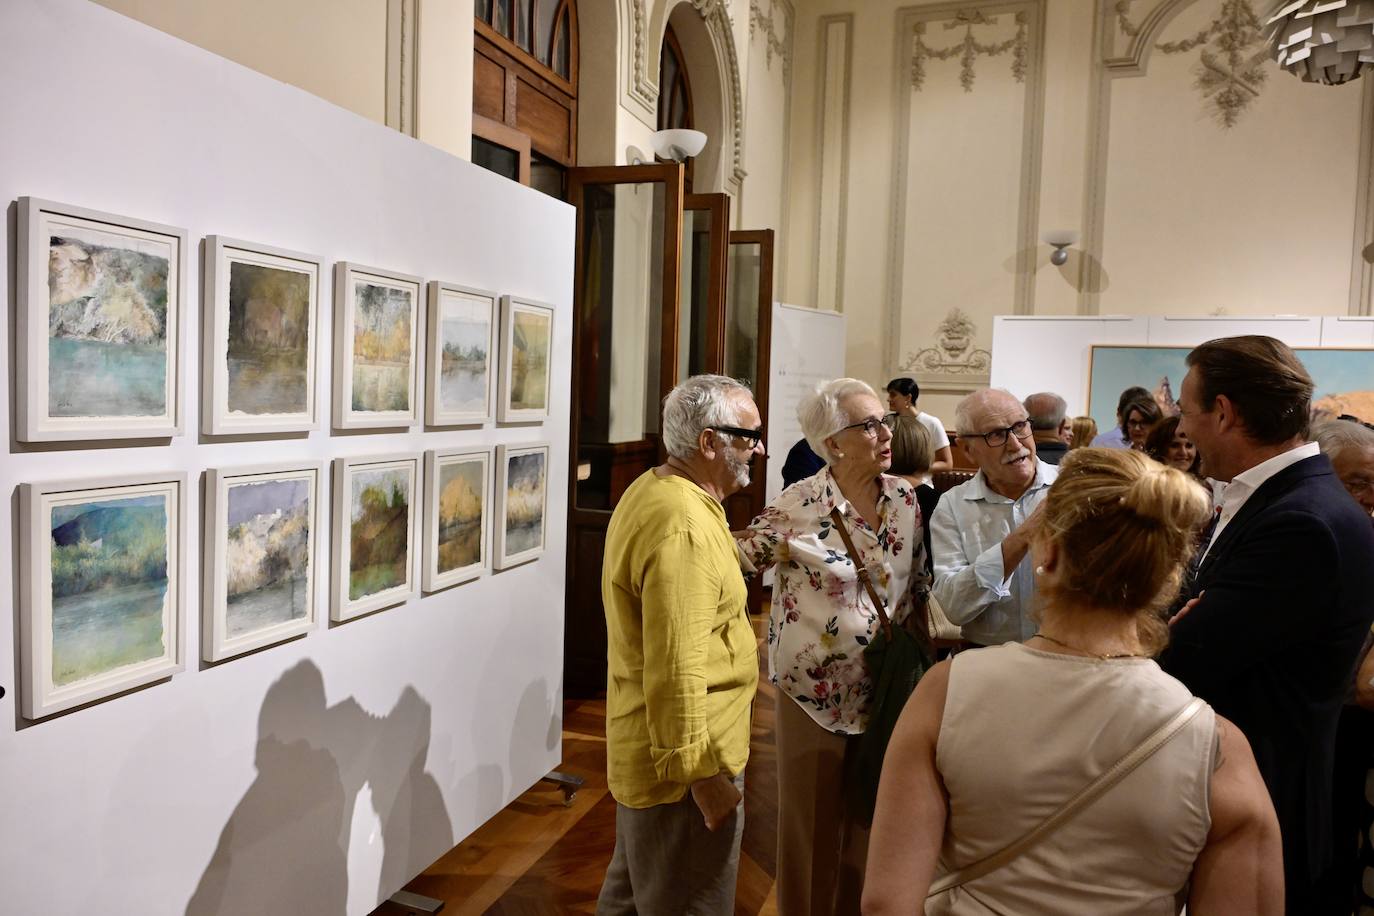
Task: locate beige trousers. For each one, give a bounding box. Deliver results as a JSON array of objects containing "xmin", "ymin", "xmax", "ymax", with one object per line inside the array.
[{"xmin": 775, "ymin": 694, "xmax": 870, "ymax": 916}]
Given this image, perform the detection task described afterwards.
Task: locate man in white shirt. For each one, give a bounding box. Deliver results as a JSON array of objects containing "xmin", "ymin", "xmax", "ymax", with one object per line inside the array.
[
  {"xmin": 930, "ymin": 388, "xmax": 1057, "ymax": 646},
  {"xmin": 1160, "ymin": 335, "xmax": 1374, "ymax": 914}
]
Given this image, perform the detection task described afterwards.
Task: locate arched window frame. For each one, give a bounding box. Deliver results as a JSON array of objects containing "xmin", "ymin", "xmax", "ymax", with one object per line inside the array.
[{"xmin": 475, "ymin": 0, "xmax": 578, "ymax": 93}]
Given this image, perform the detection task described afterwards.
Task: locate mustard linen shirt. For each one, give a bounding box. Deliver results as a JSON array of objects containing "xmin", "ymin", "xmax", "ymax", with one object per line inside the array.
[{"xmin": 603, "ymin": 470, "xmax": 758, "ymax": 808}]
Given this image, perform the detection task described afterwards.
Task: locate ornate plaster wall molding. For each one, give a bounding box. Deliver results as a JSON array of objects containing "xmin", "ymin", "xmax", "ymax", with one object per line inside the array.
[
  {"xmin": 385, "ymin": 0, "xmax": 418, "ymax": 137},
  {"xmin": 911, "ymin": 9, "xmax": 1029, "ymax": 92},
  {"xmin": 898, "ymin": 309, "xmax": 993, "ymax": 375},
  {"xmin": 750, "ymin": 0, "xmax": 792, "ymax": 77}
]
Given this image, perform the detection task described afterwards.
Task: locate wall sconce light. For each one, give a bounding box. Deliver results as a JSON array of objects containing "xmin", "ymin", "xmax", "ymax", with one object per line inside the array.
[
  {"xmin": 1042, "ymin": 229, "xmax": 1079, "ymax": 266},
  {"xmin": 650, "ymin": 128, "xmax": 707, "ymax": 162},
  {"xmin": 626, "ymin": 145, "xmax": 649, "ymax": 166}
]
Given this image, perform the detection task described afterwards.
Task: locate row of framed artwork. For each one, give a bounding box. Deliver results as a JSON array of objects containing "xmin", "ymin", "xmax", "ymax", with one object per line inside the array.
[
  {"xmin": 17, "ymin": 196, "xmax": 555, "ymax": 442},
  {"xmin": 17, "ymin": 443, "xmax": 550, "ymax": 721}
]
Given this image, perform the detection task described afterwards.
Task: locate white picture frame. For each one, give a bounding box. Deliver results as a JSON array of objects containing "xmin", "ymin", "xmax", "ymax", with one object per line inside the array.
[
  {"xmin": 496, "ymin": 295, "xmax": 554, "ymax": 423},
  {"xmin": 423, "ymin": 447, "xmax": 493, "ymax": 591},
  {"xmin": 203, "ymin": 461, "xmax": 323, "ymax": 662},
  {"xmin": 331, "ymin": 453, "xmax": 420, "ymax": 621},
  {"xmin": 17, "ymin": 197, "xmax": 187, "ymax": 442},
  {"xmin": 333, "ymin": 262, "xmax": 423, "ymax": 429},
  {"xmin": 425, "ymin": 281, "xmax": 498, "ymax": 426},
  {"xmin": 493, "ymin": 442, "xmax": 550, "ymax": 569},
  {"xmin": 202, "ymin": 236, "xmax": 323, "ymax": 435},
  {"xmin": 19, "ymin": 472, "xmax": 187, "ymax": 719}
]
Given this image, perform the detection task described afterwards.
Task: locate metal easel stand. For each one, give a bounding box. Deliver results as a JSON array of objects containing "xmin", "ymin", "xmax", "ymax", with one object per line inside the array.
[
  {"xmin": 386, "ymin": 890, "xmax": 444, "ymax": 914},
  {"xmin": 541, "ymin": 769, "xmax": 585, "ymax": 806}
]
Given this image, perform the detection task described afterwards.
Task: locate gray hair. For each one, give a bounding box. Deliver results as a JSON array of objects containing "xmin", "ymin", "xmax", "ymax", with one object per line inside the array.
[
  {"xmin": 1023, "ymin": 392, "xmax": 1068, "ymax": 431},
  {"xmin": 954, "ymin": 388, "xmax": 1024, "ymax": 435},
  {"xmin": 1313, "ymin": 418, "xmax": 1374, "ymax": 462},
  {"xmin": 661, "ymin": 374, "xmax": 751, "ymax": 460},
  {"xmin": 798, "ymin": 377, "xmax": 880, "ymax": 463}
]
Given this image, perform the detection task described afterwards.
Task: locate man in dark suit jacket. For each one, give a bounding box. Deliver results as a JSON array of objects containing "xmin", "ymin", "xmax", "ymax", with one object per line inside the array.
[{"xmin": 1161, "ymin": 336, "xmax": 1374, "ymax": 914}]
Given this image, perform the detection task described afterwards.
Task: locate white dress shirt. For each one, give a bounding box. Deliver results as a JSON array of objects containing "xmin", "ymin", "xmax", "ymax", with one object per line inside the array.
[
  {"xmin": 930, "ymin": 460, "xmax": 1058, "ymax": 646},
  {"xmin": 1200, "ymin": 441, "xmax": 1319, "ymax": 562}
]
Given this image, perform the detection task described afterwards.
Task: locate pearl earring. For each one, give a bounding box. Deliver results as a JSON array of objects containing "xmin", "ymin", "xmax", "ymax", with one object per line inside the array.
[
  {"xmin": 1035, "ymin": 565, "xmax": 1046, "ymax": 576},
  {"xmin": 835, "ymin": 451, "xmax": 845, "ymax": 459}
]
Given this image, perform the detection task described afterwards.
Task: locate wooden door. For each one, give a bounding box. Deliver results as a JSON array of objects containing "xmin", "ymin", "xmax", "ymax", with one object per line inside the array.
[
  {"xmin": 563, "ymin": 163, "xmax": 684, "ymax": 697},
  {"xmin": 721, "ymin": 230, "xmax": 775, "ymax": 613},
  {"xmin": 679, "ymin": 193, "xmax": 730, "ymax": 380}
]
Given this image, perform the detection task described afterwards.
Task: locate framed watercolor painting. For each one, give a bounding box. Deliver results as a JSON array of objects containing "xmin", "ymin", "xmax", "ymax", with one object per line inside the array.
[
  {"xmin": 497, "ymin": 296, "xmax": 553, "ymax": 423},
  {"xmin": 19, "ymin": 472, "xmax": 186, "ymax": 719},
  {"xmin": 16, "ymin": 197, "xmax": 187, "ymax": 442},
  {"xmin": 202, "ymin": 236, "xmax": 322, "ymax": 435},
  {"xmin": 333, "ymin": 262, "xmax": 422, "ymax": 429},
  {"xmin": 203, "ymin": 462, "xmax": 322, "ymax": 661},
  {"xmin": 425, "ymin": 281, "xmax": 498, "ymax": 426},
  {"xmin": 331, "ymin": 453, "xmax": 420, "ymax": 621},
  {"xmin": 493, "ymin": 443, "xmax": 549, "ymax": 568},
  {"xmin": 423, "ymin": 448, "xmax": 492, "ymax": 591}
]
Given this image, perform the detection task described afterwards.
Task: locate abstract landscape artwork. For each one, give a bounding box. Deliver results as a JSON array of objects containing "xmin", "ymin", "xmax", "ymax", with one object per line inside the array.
[
  {"xmin": 334, "ymin": 263, "xmax": 422, "ymax": 429},
  {"xmin": 203, "ymin": 238, "xmax": 321, "ymax": 434},
  {"xmin": 426, "ymin": 282, "xmax": 497, "ymax": 425},
  {"xmin": 332, "ymin": 454, "xmax": 419, "ymax": 620},
  {"xmin": 18, "ymin": 198, "xmax": 186, "ymax": 441},
  {"xmin": 204, "ymin": 463, "xmax": 320, "ymax": 661},
  {"xmin": 20, "ymin": 474, "xmax": 185, "ymax": 719},
  {"xmin": 497, "ymin": 296, "xmax": 553, "ymax": 422},
  {"xmin": 423, "ymin": 448, "xmax": 491, "ymax": 591},
  {"xmin": 1088, "ymin": 345, "xmax": 1374, "ymax": 432},
  {"xmin": 494, "ymin": 443, "xmax": 549, "ymax": 568}
]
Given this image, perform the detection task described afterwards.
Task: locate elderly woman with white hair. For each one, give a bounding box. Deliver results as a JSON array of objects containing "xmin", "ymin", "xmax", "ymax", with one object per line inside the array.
[{"xmin": 735, "ymin": 377, "xmax": 929, "ymax": 916}]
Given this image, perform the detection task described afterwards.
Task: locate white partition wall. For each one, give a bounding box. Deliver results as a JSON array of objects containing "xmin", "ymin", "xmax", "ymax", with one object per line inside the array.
[
  {"xmin": 0, "ymin": 2, "xmax": 572, "ymax": 914},
  {"xmin": 767, "ymin": 303, "xmax": 847, "ymax": 501}
]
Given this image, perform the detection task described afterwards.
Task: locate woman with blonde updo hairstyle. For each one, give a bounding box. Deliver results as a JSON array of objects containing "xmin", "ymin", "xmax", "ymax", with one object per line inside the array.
[{"xmin": 863, "ymin": 448, "xmax": 1283, "ymax": 915}]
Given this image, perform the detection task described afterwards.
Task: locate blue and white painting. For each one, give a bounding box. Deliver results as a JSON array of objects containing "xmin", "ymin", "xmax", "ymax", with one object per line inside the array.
[
  {"xmin": 224, "ymin": 477, "xmax": 312, "ymax": 639},
  {"xmin": 49, "ymin": 493, "xmax": 170, "ymax": 687},
  {"xmin": 437, "ymin": 290, "xmax": 491, "ymax": 416}
]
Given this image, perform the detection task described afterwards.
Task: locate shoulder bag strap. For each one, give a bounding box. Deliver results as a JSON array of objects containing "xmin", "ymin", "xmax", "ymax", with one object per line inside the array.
[
  {"xmin": 828, "ymin": 506, "xmax": 892, "ymax": 639},
  {"xmin": 927, "ymin": 697, "xmax": 1207, "ymax": 898}
]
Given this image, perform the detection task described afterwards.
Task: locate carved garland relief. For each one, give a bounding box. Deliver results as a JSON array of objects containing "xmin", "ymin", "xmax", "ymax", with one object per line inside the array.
[{"xmin": 911, "ymin": 9, "xmax": 1030, "ymax": 92}]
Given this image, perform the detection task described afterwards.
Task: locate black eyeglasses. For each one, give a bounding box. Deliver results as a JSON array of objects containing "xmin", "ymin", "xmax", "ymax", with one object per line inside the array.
[
  {"xmin": 712, "ymin": 425, "xmax": 764, "ymax": 447},
  {"xmin": 837, "ymin": 415, "xmax": 896, "ymax": 438},
  {"xmin": 969, "ymin": 419, "xmax": 1033, "ymax": 448}
]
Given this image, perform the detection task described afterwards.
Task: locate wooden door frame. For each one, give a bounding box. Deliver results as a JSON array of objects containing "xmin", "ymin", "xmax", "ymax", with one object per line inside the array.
[{"xmin": 683, "ymin": 192, "xmax": 731, "ymax": 376}]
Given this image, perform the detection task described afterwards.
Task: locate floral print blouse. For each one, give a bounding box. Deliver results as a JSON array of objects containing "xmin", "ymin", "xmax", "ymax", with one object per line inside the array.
[{"xmin": 736, "ymin": 467, "xmax": 929, "ymax": 735}]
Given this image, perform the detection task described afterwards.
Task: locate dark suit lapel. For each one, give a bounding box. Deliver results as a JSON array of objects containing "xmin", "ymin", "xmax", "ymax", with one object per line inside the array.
[{"xmin": 1194, "ymin": 455, "xmax": 1332, "ymax": 587}]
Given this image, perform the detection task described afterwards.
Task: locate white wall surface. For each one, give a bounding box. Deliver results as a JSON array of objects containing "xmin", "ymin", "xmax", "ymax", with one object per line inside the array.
[
  {"xmin": 766, "ymin": 303, "xmax": 847, "ymax": 501},
  {"xmin": 0, "ymin": 2, "xmax": 571, "ymax": 914}
]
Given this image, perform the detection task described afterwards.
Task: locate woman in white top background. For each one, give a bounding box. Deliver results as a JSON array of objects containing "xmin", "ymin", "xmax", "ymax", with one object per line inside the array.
[
  {"xmin": 886, "ymin": 377, "xmax": 953, "ymax": 474},
  {"xmin": 863, "ymin": 448, "xmax": 1282, "ymax": 915}
]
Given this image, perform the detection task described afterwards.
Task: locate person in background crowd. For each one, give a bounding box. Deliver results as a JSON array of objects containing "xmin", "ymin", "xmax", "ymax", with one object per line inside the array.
[
  {"xmin": 1091, "ymin": 386, "xmax": 1152, "ymax": 449},
  {"xmin": 888, "ymin": 413, "xmax": 940, "ymax": 570},
  {"xmin": 885, "ymin": 377, "xmax": 953, "ymax": 473},
  {"xmin": 863, "ymin": 448, "xmax": 1282, "ymax": 915},
  {"xmin": 1161, "ymin": 336, "xmax": 1374, "ymax": 914},
  {"xmin": 1069, "ymin": 415, "xmax": 1097, "ymax": 450},
  {"xmin": 1144, "ymin": 415, "xmax": 1202, "ymax": 479},
  {"xmin": 597, "ymin": 374, "xmax": 763, "ymax": 915},
  {"xmin": 1121, "ymin": 394, "xmax": 1163, "ymax": 452},
  {"xmin": 782, "ymin": 436, "xmax": 826, "ymax": 488},
  {"xmin": 736, "ymin": 378, "xmax": 929, "ymax": 916},
  {"xmin": 1313, "ymin": 417, "xmax": 1374, "ymax": 912},
  {"xmin": 929, "ymin": 389, "xmax": 1056, "ymax": 647},
  {"xmin": 1023, "ymin": 392, "xmax": 1072, "ymax": 465}
]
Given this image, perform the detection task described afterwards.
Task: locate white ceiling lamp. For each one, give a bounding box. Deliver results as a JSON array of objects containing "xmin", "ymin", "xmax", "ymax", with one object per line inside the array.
[
  {"xmin": 650, "ymin": 128, "xmax": 707, "ymax": 163},
  {"xmin": 1266, "ymin": 0, "xmax": 1374, "ymax": 85}
]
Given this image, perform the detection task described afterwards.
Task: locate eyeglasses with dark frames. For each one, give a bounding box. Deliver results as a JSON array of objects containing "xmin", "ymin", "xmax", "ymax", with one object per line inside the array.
[
  {"xmin": 969, "ymin": 419, "xmax": 1034, "ymax": 448},
  {"xmin": 837, "ymin": 414, "xmax": 896, "ymax": 438},
  {"xmin": 712, "ymin": 425, "xmax": 765, "ymax": 447}
]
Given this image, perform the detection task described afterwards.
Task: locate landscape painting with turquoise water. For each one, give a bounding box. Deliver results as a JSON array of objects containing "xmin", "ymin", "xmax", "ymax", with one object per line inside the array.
[
  {"xmin": 439, "ymin": 292, "xmax": 491, "ymax": 415},
  {"xmin": 504, "ymin": 452, "xmax": 546, "ymax": 556},
  {"xmin": 437, "ymin": 459, "xmax": 485, "ymax": 573},
  {"xmin": 352, "ymin": 281, "xmax": 413, "ymax": 414},
  {"xmin": 225, "ymin": 477, "xmax": 312, "ymax": 638},
  {"xmin": 227, "ymin": 261, "xmax": 311, "ymax": 416},
  {"xmin": 349, "ymin": 467, "xmax": 412, "ymax": 600},
  {"xmin": 47, "ymin": 225, "xmax": 171, "ymax": 418},
  {"xmin": 49, "ymin": 493, "xmax": 169, "ymax": 687}
]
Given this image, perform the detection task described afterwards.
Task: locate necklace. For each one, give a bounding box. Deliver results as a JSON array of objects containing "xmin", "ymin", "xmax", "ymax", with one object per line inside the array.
[{"xmin": 1031, "ymin": 632, "xmax": 1147, "ymax": 661}]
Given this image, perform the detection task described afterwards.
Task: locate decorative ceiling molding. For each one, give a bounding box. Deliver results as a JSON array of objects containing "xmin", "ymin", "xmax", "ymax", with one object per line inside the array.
[
  {"xmin": 911, "ymin": 9, "xmax": 1029, "ymax": 92},
  {"xmin": 1111, "ymin": 0, "xmax": 1268, "ymax": 127},
  {"xmin": 750, "ymin": 0, "xmax": 792, "ymax": 78},
  {"xmin": 626, "ymin": 0, "xmax": 747, "ymax": 196}
]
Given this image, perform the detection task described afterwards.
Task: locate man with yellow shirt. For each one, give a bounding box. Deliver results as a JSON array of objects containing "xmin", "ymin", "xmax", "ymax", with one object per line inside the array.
[{"xmin": 595, "ymin": 374, "xmax": 764, "ymax": 915}]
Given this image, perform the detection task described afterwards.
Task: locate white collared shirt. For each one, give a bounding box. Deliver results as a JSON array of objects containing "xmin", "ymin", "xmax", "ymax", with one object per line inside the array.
[{"xmin": 1201, "ymin": 441, "xmax": 1319, "ymax": 561}]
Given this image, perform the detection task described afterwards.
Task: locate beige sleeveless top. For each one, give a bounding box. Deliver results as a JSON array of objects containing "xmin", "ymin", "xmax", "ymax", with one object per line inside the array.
[{"xmin": 929, "ymin": 643, "xmax": 1216, "ymax": 915}]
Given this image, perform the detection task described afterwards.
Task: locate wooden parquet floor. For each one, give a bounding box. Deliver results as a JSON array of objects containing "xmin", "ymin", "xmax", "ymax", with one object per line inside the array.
[{"xmin": 380, "ymin": 634, "xmax": 779, "ymax": 915}]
